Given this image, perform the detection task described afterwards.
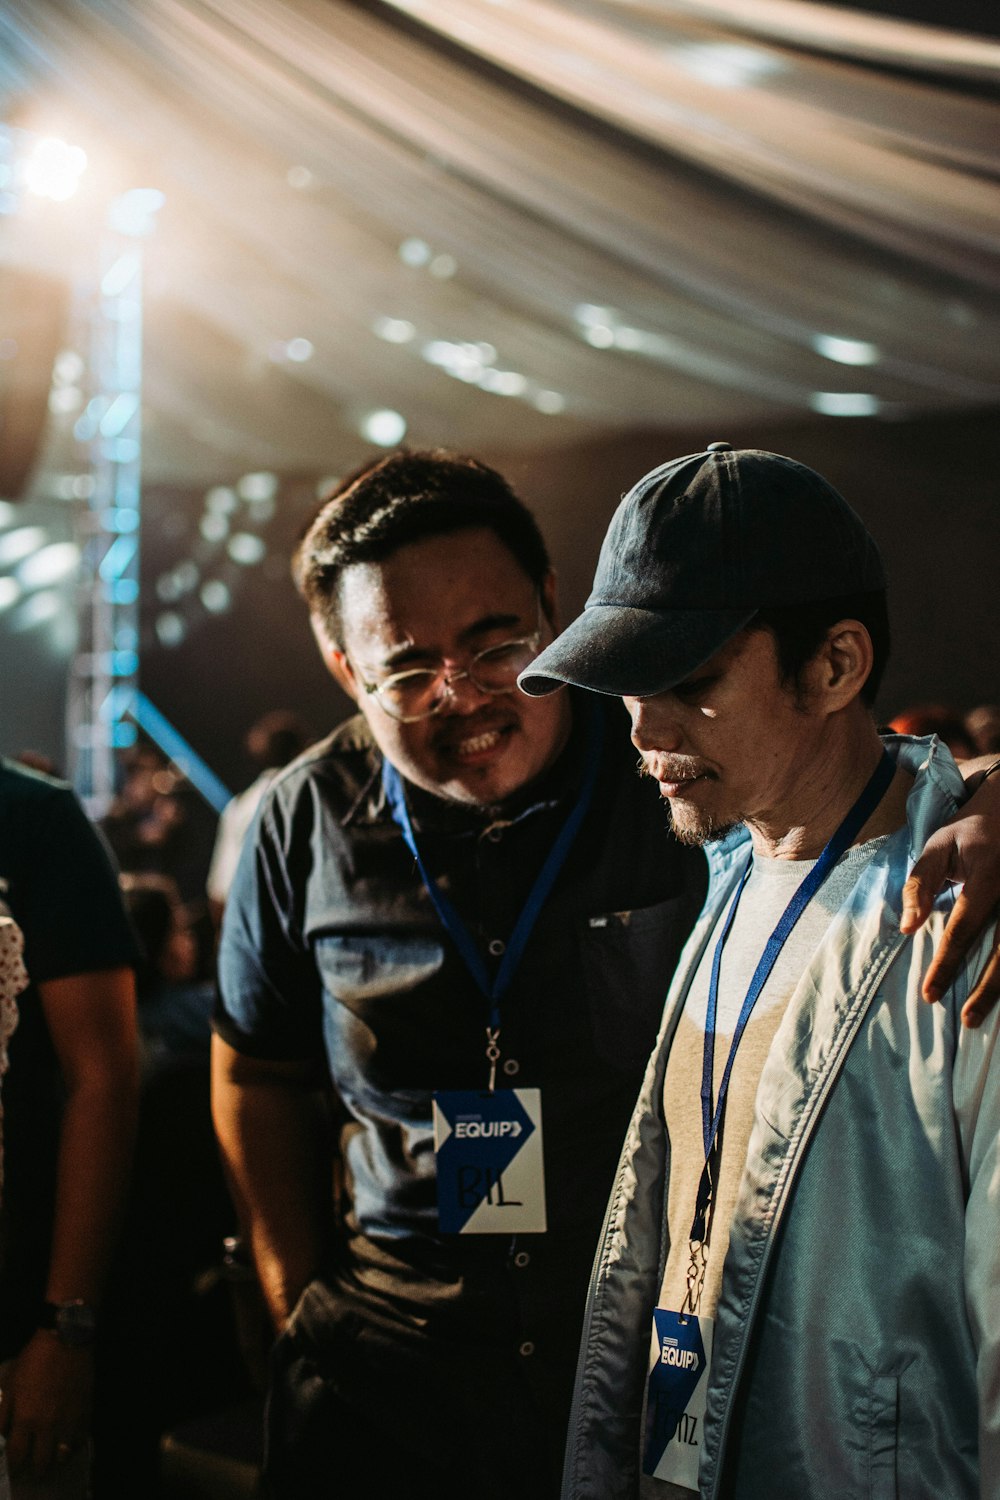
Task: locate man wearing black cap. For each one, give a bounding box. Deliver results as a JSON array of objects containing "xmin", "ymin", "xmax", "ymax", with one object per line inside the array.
[{"xmin": 520, "ymin": 444, "xmax": 1000, "ymax": 1500}]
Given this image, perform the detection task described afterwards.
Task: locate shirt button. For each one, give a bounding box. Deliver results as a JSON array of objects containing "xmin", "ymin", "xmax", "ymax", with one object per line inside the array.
[
  {"xmin": 514, "ymin": 1251, "xmax": 531, "ymax": 1268},
  {"xmin": 488, "ymin": 938, "xmax": 505, "ymax": 957},
  {"xmin": 503, "ymin": 1058, "xmax": 519, "ymax": 1076},
  {"xmin": 519, "ymin": 1340, "xmax": 535, "ymax": 1357}
]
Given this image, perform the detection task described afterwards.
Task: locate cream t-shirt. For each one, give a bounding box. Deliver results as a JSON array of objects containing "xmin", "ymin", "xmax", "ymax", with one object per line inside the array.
[{"xmin": 640, "ymin": 835, "xmax": 889, "ymax": 1498}]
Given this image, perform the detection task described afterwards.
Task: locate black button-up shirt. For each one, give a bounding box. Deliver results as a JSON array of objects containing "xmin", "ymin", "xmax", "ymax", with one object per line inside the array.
[{"xmin": 216, "ymin": 695, "xmax": 706, "ymax": 1466}]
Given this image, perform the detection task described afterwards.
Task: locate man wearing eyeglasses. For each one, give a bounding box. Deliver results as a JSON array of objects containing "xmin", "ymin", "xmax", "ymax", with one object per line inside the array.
[
  {"xmin": 211, "ymin": 449, "xmax": 1000, "ymax": 1500},
  {"xmin": 212, "ymin": 449, "xmax": 710, "ymax": 1499}
]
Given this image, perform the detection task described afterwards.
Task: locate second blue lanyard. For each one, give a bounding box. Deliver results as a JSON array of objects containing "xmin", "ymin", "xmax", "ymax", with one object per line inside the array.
[{"xmin": 691, "ymin": 748, "xmax": 896, "ymax": 1244}]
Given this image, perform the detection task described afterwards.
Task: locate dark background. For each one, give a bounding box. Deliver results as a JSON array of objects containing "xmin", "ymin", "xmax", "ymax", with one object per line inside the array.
[{"xmin": 6, "ymin": 405, "xmax": 994, "ymax": 795}]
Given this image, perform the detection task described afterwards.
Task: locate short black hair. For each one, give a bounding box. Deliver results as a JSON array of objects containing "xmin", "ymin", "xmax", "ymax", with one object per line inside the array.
[
  {"xmin": 293, "ymin": 449, "xmax": 551, "ymax": 645},
  {"xmin": 751, "ymin": 591, "xmax": 891, "ymax": 708}
]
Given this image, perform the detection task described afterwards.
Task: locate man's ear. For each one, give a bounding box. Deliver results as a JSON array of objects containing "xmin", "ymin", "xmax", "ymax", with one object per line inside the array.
[
  {"xmin": 309, "ymin": 613, "xmax": 358, "ymax": 702},
  {"xmin": 815, "ymin": 619, "xmax": 874, "ymax": 712}
]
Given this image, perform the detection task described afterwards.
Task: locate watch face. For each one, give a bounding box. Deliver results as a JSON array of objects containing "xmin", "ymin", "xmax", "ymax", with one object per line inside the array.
[
  {"xmin": 42, "ymin": 1301, "xmax": 98, "ymax": 1346},
  {"xmin": 58, "ymin": 1305, "xmax": 97, "ymax": 1345}
]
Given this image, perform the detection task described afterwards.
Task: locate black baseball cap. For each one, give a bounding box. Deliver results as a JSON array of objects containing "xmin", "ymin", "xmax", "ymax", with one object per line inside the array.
[{"xmin": 518, "ymin": 442, "xmax": 885, "ymax": 698}]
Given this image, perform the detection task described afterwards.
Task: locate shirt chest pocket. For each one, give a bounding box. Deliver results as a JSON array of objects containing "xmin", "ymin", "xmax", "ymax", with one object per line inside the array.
[
  {"xmin": 313, "ymin": 933, "xmax": 455, "ymax": 1100},
  {"xmin": 578, "ymin": 896, "xmax": 695, "ymax": 1074},
  {"xmin": 315, "ymin": 933, "xmax": 445, "ymax": 1009}
]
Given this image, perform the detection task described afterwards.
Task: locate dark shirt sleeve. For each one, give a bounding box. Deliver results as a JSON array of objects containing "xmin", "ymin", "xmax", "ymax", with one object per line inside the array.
[
  {"xmin": 214, "ymin": 794, "xmax": 324, "ymax": 1061},
  {"xmin": 14, "ymin": 781, "xmax": 137, "ymax": 983}
]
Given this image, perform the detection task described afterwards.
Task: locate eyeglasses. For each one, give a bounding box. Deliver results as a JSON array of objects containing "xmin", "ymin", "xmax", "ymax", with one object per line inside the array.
[{"xmin": 352, "ymin": 608, "xmax": 543, "ymax": 723}]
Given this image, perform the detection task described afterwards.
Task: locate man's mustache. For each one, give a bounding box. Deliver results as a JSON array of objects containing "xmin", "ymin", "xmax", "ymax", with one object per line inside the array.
[{"xmin": 637, "ymin": 756, "xmax": 711, "ymax": 781}]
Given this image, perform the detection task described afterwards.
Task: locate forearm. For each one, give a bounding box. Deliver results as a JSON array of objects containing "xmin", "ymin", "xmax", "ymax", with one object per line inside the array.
[
  {"xmin": 211, "ymin": 1039, "xmax": 333, "ymax": 1329},
  {"xmin": 45, "ymin": 1068, "xmax": 138, "ymax": 1304},
  {"xmin": 901, "ymin": 750, "xmax": 1000, "ymax": 1023},
  {"xmin": 1, "ymin": 975, "xmax": 140, "ymax": 1473},
  {"xmin": 38, "ymin": 969, "xmax": 140, "ymax": 1305}
]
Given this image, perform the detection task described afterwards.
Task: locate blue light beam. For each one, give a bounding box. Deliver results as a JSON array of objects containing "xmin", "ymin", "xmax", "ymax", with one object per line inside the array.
[{"xmin": 131, "ymin": 692, "xmax": 232, "ymax": 813}]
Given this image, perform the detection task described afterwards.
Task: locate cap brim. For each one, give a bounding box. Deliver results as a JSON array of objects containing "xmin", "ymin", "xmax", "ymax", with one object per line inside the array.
[{"xmin": 518, "ymin": 603, "xmax": 757, "ymax": 698}]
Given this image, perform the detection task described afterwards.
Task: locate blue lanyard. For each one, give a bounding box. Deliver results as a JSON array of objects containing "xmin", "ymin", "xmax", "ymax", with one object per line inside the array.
[
  {"xmin": 690, "ymin": 748, "xmax": 896, "ymax": 1244},
  {"xmin": 382, "ymin": 703, "xmax": 604, "ymax": 1034}
]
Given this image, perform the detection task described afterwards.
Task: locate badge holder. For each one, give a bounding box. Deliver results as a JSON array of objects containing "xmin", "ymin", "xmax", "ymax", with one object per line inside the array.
[
  {"xmin": 433, "ymin": 1023, "xmax": 546, "ymax": 1234},
  {"xmin": 642, "ymin": 1226, "xmax": 713, "ymax": 1489}
]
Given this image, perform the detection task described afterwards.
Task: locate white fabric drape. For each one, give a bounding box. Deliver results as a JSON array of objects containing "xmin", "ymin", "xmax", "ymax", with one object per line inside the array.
[{"xmin": 0, "ymin": 0, "xmax": 997, "ymax": 482}]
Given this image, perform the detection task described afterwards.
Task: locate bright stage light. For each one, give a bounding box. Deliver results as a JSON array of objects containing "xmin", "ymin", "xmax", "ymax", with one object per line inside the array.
[
  {"xmin": 156, "ymin": 612, "xmax": 186, "ymax": 646},
  {"xmin": 399, "ymin": 237, "xmax": 431, "ymax": 267},
  {"xmin": 200, "ymin": 514, "xmax": 229, "ymax": 542},
  {"xmin": 228, "ymin": 533, "xmax": 266, "ymax": 565},
  {"xmin": 809, "ymin": 391, "xmax": 881, "ymax": 417},
  {"xmin": 374, "ymin": 316, "xmax": 416, "ymax": 345},
  {"xmin": 12, "ymin": 590, "xmax": 62, "ymax": 629},
  {"xmin": 201, "ymin": 580, "xmax": 231, "ymax": 613},
  {"xmin": 479, "ymin": 369, "xmax": 526, "ymax": 397},
  {"xmin": 812, "ymin": 334, "xmax": 880, "ymax": 367},
  {"xmin": 23, "ymin": 137, "xmax": 87, "ymax": 201},
  {"xmin": 0, "ymin": 527, "xmax": 47, "ymax": 566},
  {"xmin": 361, "ymin": 409, "xmax": 407, "ymax": 446},
  {"xmin": 49, "ymin": 386, "xmax": 83, "ymax": 415},
  {"xmin": 205, "ymin": 486, "xmax": 238, "ymax": 514},
  {"xmin": 109, "ymin": 188, "xmax": 165, "ymax": 237},
  {"xmin": 17, "ymin": 541, "xmax": 80, "ymax": 590},
  {"xmin": 237, "ymin": 473, "xmax": 278, "ymax": 502}
]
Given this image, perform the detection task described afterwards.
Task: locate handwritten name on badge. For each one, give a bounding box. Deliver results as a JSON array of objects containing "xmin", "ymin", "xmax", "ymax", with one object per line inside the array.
[
  {"xmin": 643, "ymin": 1309, "xmax": 713, "ymax": 1491},
  {"xmin": 432, "ymin": 1087, "xmax": 546, "ymax": 1234}
]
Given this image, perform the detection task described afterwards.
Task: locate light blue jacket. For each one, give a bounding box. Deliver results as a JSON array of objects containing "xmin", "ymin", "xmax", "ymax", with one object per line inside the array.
[{"xmin": 563, "ymin": 737, "xmax": 1000, "ymax": 1500}]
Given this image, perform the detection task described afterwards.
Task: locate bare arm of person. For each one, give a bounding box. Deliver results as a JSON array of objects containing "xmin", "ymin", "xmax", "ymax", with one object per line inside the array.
[
  {"xmin": 902, "ymin": 756, "xmax": 1000, "ymax": 1026},
  {"xmin": 0, "ymin": 966, "xmax": 138, "ymax": 1477},
  {"xmin": 211, "ymin": 1035, "xmax": 333, "ymax": 1331}
]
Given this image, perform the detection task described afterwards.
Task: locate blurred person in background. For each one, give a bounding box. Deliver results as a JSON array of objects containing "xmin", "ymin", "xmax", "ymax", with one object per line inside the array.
[
  {"xmin": 966, "ymin": 702, "xmax": 1000, "ymax": 756},
  {"xmin": 99, "ymin": 743, "xmax": 185, "ymax": 874},
  {"xmin": 101, "ymin": 742, "xmax": 217, "ymax": 918},
  {"xmin": 0, "ymin": 758, "xmax": 138, "ymax": 1499},
  {"xmin": 207, "ymin": 711, "xmax": 313, "ymax": 930},
  {"xmin": 92, "ymin": 874, "xmax": 243, "ymax": 1498},
  {"xmin": 886, "ymin": 702, "xmax": 976, "ymax": 761},
  {"xmin": 120, "ymin": 873, "xmax": 214, "ymax": 1068}
]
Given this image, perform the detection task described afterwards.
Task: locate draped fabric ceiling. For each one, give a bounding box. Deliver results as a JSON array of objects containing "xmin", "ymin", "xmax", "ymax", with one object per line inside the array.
[{"xmin": 2, "ymin": 0, "xmax": 999, "ymax": 492}]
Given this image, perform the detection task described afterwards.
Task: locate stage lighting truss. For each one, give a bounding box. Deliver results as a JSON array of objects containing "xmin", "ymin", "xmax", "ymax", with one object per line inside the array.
[
  {"xmin": 1, "ymin": 125, "xmax": 166, "ymax": 813},
  {"xmin": 64, "ymin": 189, "xmax": 164, "ymax": 817}
]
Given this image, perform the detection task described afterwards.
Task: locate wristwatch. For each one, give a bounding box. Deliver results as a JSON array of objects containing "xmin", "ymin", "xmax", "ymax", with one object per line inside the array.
[{"xmin": 38, "ymin": 1299, "xmax": 98, "ymax": 1347}]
